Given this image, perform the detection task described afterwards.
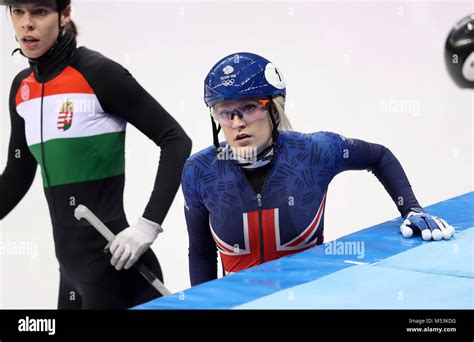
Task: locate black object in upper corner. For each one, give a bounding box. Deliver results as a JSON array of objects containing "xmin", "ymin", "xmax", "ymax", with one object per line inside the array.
[{"xmin": 445, "ymin": 13, "xmax": 474, "ymax": 89}]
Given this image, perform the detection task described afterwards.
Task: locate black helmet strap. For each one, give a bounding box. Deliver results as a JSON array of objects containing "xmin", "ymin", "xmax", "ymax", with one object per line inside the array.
[
  {"xmin": 210, "ymin": 113, "xmax": 222, "ymax": 152},
  {"xmin": 266, "ymin": 97, "xmax": 280, "ymax": 146}
]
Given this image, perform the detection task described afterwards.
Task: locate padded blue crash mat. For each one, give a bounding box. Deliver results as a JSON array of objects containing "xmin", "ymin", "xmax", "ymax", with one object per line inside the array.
[{"xmin": 136, "ymin": 192, "xmax": 474, "ymax": 310}]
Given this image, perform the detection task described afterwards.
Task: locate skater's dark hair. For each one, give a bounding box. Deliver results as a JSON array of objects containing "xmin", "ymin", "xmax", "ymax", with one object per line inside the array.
[
  {"xmin": 64, "ymin": 19, "xmax": 77, "ymax": 37},
  {"xmin": 6, "ymin": 2, "xmax": 78, "ymax": 37}
]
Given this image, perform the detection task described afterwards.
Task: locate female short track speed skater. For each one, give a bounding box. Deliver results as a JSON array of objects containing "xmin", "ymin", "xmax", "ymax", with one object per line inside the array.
[
  {"xmin": 182, "ymin": 52, "xmax": 455, "ymax": 286},
  {"xmin": 0, "ymin": 0, "xmax": 192, "ymax": 308}
]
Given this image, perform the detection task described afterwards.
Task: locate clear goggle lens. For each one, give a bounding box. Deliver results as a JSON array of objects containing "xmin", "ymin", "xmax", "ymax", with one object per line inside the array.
[{"xmin": 211, "ymin": 99, "xmax": 270, "ymax": 127}]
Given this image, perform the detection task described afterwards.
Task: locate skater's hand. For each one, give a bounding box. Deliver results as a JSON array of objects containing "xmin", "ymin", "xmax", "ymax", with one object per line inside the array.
[
  {"xmin": 400, "ymin": 208, "xmax": 455, "ymax": 241},
  {"xmin": 110, "ymin": 217, "xmax": 163, "ymax": 271}
]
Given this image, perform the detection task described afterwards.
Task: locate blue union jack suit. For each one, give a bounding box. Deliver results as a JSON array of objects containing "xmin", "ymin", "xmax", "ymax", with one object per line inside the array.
[{"xmin": 182, "ymin": 131, "xmax": 420, "ymax": 286}]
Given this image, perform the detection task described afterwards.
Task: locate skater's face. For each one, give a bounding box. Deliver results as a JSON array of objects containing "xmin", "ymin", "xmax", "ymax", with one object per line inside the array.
[
  {"xmin": 214, "ymin": 97, "xmax": 273, "ymax": 154},
  {"xmin": 10, "ymin": 0, "xmax": 71, "ymax": 59}
]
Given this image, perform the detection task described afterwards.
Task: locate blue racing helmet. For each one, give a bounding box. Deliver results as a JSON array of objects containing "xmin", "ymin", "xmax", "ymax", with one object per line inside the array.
[{"xmin": 204, "ymin": 52, "xmax": 286, "ymax": 107}]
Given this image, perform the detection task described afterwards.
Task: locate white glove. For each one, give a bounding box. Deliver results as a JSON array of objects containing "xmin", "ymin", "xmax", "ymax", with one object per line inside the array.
[
  {"xmin": 110, "ymin": 217, "xmax": 163, "ymax": 271},
  {"xmin": 400, "ymin": 208, "xmax": 455, "ymax": 241}
]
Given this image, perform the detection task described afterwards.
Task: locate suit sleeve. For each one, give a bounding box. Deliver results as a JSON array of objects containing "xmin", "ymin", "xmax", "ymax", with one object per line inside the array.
[
  {"xmin": 325, "ymin": 132, "xmax": 421, "ymax": 217},
  {"xmin": 79, "ymin": 55, "xmax": 192, "ymax": 225},
  {"xmin": 0, "ymin": 73, "xmax": 38, "ymax": 220},
  {"xmin": 182, "ymin": 159, "xmax": 218, "ymax": 286}
]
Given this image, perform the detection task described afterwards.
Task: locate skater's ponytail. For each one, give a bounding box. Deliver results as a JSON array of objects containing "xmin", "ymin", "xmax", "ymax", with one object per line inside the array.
[
  {"xmin": 63, "ymin": 19, "xmax": 78, "ymax": 37},
  {"xmin": 272, "ymin": 96, "xmax": 292, "ymax": 132}
]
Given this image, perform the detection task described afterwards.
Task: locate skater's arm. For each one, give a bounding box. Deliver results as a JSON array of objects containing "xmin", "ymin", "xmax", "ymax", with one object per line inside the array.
[
  {"xmin": 0, "ymin": 74, "xmax": 37, "ymax": 220},
  {"xmin": 182, "ymin": 160, "xmax": 218, "ymax": 286},
  {"xmin": 324, "ymin": 132, "xmax": 421, "ymax": 217},
  {"xmin": 77, "ymin": 54, "xmax": 192, "ymax": 225},
  {"xmin": 326, "ymin": 132, "xmax": 455, "ymax": 241}
]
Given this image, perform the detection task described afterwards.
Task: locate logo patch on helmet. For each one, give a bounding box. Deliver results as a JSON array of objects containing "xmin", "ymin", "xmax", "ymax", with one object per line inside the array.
[
  {"xmin": 222, "ymin": 79, "xmax": 235, "ymax": 87},
  {"xmin": 223, "ymin": 66, "xmax": 234, "ymax": 75}
]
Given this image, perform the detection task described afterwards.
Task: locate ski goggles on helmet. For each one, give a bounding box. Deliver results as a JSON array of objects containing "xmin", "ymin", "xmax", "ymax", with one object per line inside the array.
[{"xmin": 211, "ymin": 99, "xmax": 271, "ymax": 128}]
